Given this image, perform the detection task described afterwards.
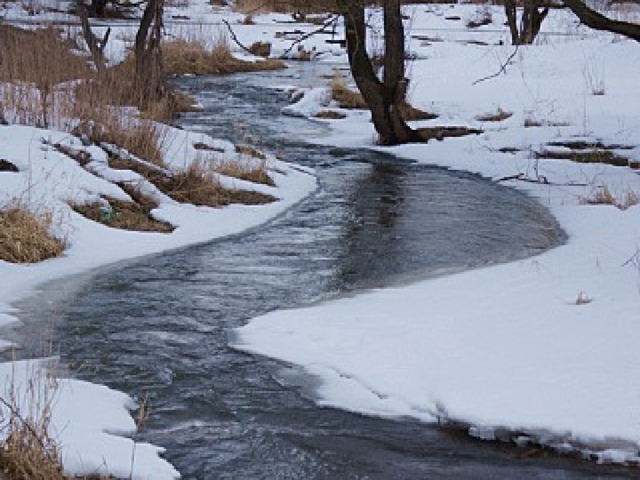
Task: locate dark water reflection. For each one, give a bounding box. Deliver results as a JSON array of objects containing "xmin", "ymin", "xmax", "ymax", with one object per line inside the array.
[{"xmin": 4, "ymin": 66, "xmax": 635, "ymax": 478}]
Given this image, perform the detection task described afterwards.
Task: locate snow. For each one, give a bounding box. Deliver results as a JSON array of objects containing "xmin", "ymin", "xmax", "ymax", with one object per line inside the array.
[
  {"xmin": 1, "ymin": 0, "xmax": 640, "ymax": 476},
  {"xmin": 234, "ymin": 2, "xmax": 640, "ymax": 467}
]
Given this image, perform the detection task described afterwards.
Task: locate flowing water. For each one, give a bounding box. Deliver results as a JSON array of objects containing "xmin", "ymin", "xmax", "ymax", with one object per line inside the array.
[{"xmin": 4, "ymin": 64, "xmax": 635, "ymax": 479}]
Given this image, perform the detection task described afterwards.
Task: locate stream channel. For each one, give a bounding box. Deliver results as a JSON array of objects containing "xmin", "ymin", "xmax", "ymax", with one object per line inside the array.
[{"xmin": 6, "ymin": 63, "xmax": 635, "ymax": 479}]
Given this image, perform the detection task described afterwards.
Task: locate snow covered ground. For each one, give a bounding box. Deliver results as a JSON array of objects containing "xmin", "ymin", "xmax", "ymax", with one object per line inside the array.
[
  {"xmin": 234, "ymin": 2, "xmax": 640, "ymax": 467},
  {"xmin": 1, "ymin": 0, "xmax": 639, "ymax": 477}
]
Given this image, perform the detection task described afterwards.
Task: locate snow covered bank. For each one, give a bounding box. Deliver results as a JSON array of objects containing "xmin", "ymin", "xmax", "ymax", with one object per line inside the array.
[
  {"xmin": 235, "ymin": 3, "xmax": 640, "ymax": 465},
  {"xmin": 0, "ymin": 123, "xmax": 316, "ymax": 478}
]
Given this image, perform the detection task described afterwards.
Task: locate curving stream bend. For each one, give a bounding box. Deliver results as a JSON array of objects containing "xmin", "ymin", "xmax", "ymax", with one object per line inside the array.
[{"xmin": 4, "ymin": 64, "xmax": 635, "ymax": 479}]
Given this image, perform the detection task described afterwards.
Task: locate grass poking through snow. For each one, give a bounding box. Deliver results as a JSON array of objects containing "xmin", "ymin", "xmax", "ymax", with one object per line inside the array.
[{"xmin": 0, "ymin": 206, "xmax": 65, "ymax": 263}]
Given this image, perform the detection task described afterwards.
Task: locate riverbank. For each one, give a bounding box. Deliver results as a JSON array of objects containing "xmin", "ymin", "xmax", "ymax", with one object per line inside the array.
[
  {"xmin": 0, "ymin": 123, "xmax": 315, "ymax": 478},
  {"xmin": 234, "ymin": 4, "xmax": 640, "ymax": 466},
  {"xmin": 1, "ymin": 1, "xmax": 639, "ymax": 477}
]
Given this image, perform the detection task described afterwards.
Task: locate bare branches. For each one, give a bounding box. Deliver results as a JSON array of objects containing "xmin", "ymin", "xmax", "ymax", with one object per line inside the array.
[{"xmin": 279, "ymin": 14, "xmax": 339, "ymax": 59}]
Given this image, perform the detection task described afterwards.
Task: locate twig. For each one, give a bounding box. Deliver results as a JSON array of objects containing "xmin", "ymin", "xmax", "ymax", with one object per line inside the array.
[
  {"xmin": 0, "ymin": 396, "xmax": 57, "ymax": 466},
  {"xmin": 622, "ymin": 248, "xmax": 640, "ymax": 267},
  {"xmin": 279, "ymin": 15, "xmax": 340, "ymax": 59},
  {"xmin": 221, "ymin": 19, "xmax": 254, "ymax": 55},
  {"xmin": 496, "ymin": 172, "xmax": 588, "ymax": 186},
  {"xmin": 472, "ymin": 45, "xmax": 519, "ymax": 86}
]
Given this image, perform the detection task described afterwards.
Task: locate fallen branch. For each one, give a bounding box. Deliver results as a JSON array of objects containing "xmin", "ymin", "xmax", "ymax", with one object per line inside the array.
[
  {"xmin": 473, "ymin": 46, "xmax": 519, "ymax": 86},
  {"xmin": 496, "ymin": 172, "xmax": 588, "ymax": 186}
]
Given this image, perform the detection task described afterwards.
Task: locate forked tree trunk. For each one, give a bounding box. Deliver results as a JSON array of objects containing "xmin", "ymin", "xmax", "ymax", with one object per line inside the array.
[
  {"xmin": 339, "ymin": 0, "xmax": 419, "ymax": 145},
  {"xmin": 504, "ymin": 0, "xmax": 549, "ymax": 45}
]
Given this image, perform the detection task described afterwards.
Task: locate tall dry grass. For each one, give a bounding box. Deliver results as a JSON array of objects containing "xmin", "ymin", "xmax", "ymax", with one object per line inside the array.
[
  {"xmin": 0, "ymin": 206, "xmax": 65, "ymax": 263},
  {"xmin": 162, "ymin": 34, "xmax": 284, "ymax": 76}
]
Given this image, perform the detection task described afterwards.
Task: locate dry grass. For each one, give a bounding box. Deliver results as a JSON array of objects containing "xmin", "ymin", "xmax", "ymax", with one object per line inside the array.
[
  {"xmin": 170, "ymin": 161, "xmax": 275, "ymax": 206},
  {"xmin": 162, "ymin": 38, "xmax": 285, "ymax": 76},
  {"xmin": 0, "ymin": 407, "xmax": 66, "ymax": 480},
  {"xmin": 330, "ymin": 73, "xmax": 367, "ymax": 109},
  {"xmin": 314, "ymin": 109, "xmax": 346, "ymax": 119},
  {"xmin": 108, "ymin": 156, "xmax": 275, "ymax": 207},
  {"xmin": 476, "ymin": 108, "xmax": 513, "ymax": 122},
  {"xmin": 71, "ymin": 193, "xmax": 174, "ymax": 233},
  {"xmin": 214, "ymin": 159, "xmax": 274, "ymax": 186},
  {"xmin": 73, "ymin": 116, "xmax": 166, "ymax": 167},
  {"xmin": 0, "ymin": 206, "xmax": 65, "ymax": 264},
  {"xmin": 535, "ymin": 148, "xmax": 631, "ymax": 168},
  {"xmin": 584, "ymin": 186, "xmax": 639, "ymax": 210},
  {"xmin": 0, "ymin": 26, "xmax": 89, "ymax": 89}
]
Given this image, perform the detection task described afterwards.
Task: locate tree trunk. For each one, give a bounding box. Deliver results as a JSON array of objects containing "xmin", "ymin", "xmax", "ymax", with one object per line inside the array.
[
  {"xmin": 504, "ymin": 0, "xmax": 549, "ymax": 45},
  {"xmin": 340, "ymin": 0, "xmax": 418, "ymax": 145},
  {"xmin": 134, "ymin": 0, "xmax": 165, "ymax": 109},
  {"xmin": 505, "ymin": 0, "xmax": 520, "ymax": 45},
  {"xmin": 563, "ymin": 0, "xmax": 640, "ymax": 42}
]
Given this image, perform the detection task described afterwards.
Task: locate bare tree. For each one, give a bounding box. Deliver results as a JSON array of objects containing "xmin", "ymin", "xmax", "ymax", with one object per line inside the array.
[
  {"xmin": 563, "ymin": 0, "xmax": 640, "ymax": 42},
  {"xmin": 337, "ymin": 0, "xmax": 419, "ymax": 145},
  {"xmin": 504, "ymin": 0, "xmax": 550, "ymax": 44}
]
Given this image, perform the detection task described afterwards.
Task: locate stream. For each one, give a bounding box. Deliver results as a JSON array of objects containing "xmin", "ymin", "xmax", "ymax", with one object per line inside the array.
[{"xmin": 5, "ymin": 63, "xmax": 635, "ymax": 479}]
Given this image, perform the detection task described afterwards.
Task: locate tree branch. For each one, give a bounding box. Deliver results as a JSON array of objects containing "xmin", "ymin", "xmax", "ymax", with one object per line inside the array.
[
  {"xmin": 563, "ymin": 0, "xmax": 640, "ymax": 42},
  {"xmin": 279, "ymin": 15, "xmax": 340, "ymax": 59}
]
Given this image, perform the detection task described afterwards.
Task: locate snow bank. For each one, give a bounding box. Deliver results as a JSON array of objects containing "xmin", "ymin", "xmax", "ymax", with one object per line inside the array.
[
  {"xmin": 0, "ymin": 121, "xmax": 316, "ymax": 477},
  {"xmin": 234, "ymin": 3, "xmax": 640, "ymax": 465}
]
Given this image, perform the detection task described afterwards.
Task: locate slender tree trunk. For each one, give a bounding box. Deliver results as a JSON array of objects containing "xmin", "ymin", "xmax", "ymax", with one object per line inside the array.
[
  {"xmin": 134, "ymin": 0, "xmax": 165, "ymax": 109},
  {"xmin": 504, "ymin": 0, "xmax": 520, "ymax": 45}
]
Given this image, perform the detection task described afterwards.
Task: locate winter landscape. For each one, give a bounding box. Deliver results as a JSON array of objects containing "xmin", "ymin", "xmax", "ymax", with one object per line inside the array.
[{"xmin": 0, "ymin": 0, "xmax": 639, "ymax": 478}]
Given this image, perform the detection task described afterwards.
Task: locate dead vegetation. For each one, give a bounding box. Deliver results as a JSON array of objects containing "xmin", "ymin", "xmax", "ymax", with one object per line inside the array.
[
  {"xmin": 314, "ymin": 110, "xmax": 347, "ymax": 119},
  {"xmin": 0, "ymin": 394, "xmax": 67, "ymax": 480},
  {"xmin": 108, "ymin": 156, "xmax": 275, "ymax": 207},
  {"xmin": 535, "ymin": 148, "xmax": 633, "ymax": 168},
  {"xmin": 476, "ymin": 108, "xmax": 513, "ymax": 122},
  {"xmin": 214, "ymin": 159, "xmax": 275, "ymax": 186},
  {"xmin": 583, "ymin": 186, "xmax": 639, "ymax": 210},
  {"xmin": 0, "ymin": 160, "xmax": 19, "ymax": 172},
  {"xmin": 162, "ymin": 38, "xmax": 285, "ymax": 76},
  {"xmin": 71, "ymin": 193, "xmax": 174, "ymax": 233},
  {"xmin": 330, "ymin": 73, "xmax": 368, "ymax": 109},
  {"xmin": 0, "ymin": 26, "xmax": 90, "ymax": 88},
  {"xmin": 73, "ymin": 117, "xmax": 166, "ymax": 167},
  {"xmin": 0, "ymin": 206, "xmax": 65, "ymax": 263}
]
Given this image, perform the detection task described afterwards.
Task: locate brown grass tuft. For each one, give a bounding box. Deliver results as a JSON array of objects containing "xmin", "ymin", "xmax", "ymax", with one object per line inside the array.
[
  {"xmin": 476, "ymin": 108, "xmax": 513, "ymax": 122},
  {"xmin": 71, "ymin": 191, "xmax": 174, "ymax": 233},
  {"xmin": 584, "ymin": 186, "xmax": 639, "ymax": 210},
  {"xmin": 162, "ymin": 38, "xmax": 285, "ymax": 76},
  {"xmin": 73, "ymin": 117, "xmax": 165, "ymax": 167},
  {"xmin": 0, "ymin": 207, "xmax": 65, "ymax": 263},
  {"xmin": 0, "ymin": 404, "xmax": 66, "ymax": 480},
  {"xmin": 214, "ymin": 158, "xmax": 274, "ymax": 186},
  {"xmin": 108, "ymin": 156, "xmax": 275, "ymax": 207},
  {"xmin": 330, "ymin": 73, "xmax": 367, "ymax": 109},
  {"xmin": 314, "ymin": 110, "xmax": 347, "ymax": 120}
]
